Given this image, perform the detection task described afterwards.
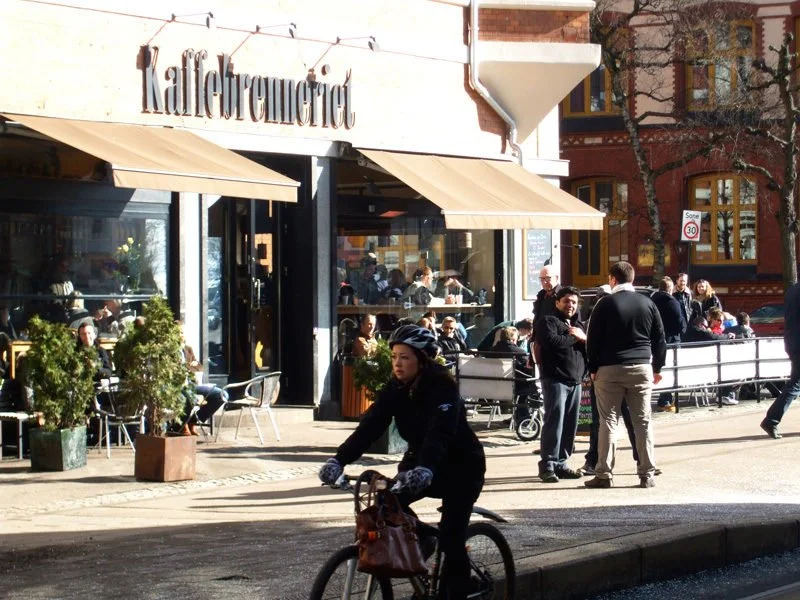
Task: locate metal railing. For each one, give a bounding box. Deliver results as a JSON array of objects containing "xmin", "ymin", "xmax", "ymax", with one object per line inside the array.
[{"xmin": 450, "ymin": 337, "xmax": 791, "ymax": 413}]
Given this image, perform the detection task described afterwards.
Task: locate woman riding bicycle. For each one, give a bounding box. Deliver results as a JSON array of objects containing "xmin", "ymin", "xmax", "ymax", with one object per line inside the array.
[{"xmin": 319, "ymin": 324, "xmax": 486, "ymax": 599}]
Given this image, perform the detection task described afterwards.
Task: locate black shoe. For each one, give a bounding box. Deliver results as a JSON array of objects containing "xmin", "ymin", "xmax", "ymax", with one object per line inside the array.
[
  {"xmin": 639, "ymin": 475, "xmax": 655, "ymax": 488},
  {"xmin": 539, "ymin": 471, "xmax": 559, "ymax": 483},
  {"xmin": 555, "ymin": 467, "xmax": 583, "ymax": 479},
  {"xmin": 654, "ymin": 468, "xmax": 663, "ymax": 476},
  {"xmin": 760, "ymin": 419, "xmax": 782, "ymax": 439},
  {"xmin": 584, "ymin": 476, "xmax": 612, "ymax": 489}
]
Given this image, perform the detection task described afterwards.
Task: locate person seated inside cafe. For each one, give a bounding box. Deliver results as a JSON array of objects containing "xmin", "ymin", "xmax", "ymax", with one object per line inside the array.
[
  {"xmin": 383, "ymin": 268, "xmax": 408, "ymax": 302},
  {"xmin": 355, "ymin": 254, "xmax": 381, "ymax": 305},
  {"xmin": 401, "ymin": 267, "xmax": 435, "ymax": 305},
  {"xmin": 352, "ymin": 314, "xmax": 379, "ymax": 358},
  {"xmin": 77, "ymin": 322, "xmax": 114, "ymax": 382}
]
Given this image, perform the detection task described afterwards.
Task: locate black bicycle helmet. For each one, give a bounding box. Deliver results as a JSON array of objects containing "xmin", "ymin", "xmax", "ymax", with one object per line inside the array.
[{"xmin": 388, "ymin": 324, "xmax": 440, "ymax": 358}]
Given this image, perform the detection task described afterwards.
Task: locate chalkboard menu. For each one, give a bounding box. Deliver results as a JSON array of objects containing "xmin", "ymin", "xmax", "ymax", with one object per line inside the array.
[{"xmin": 523, "ymin": 229, "xmax": 552, "ymax": 299}]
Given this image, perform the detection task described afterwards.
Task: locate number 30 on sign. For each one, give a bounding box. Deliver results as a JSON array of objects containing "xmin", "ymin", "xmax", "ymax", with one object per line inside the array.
[{"xmin": 681, "ymin": 210, "xmax": 702, "ymax": 242}]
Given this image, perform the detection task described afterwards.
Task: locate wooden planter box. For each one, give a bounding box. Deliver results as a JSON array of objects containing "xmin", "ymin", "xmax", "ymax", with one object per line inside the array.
[
  {"xmin": 30, "ymin": 426, "xmax": 87, "ymax": 471},
  {"xmin": 341, "ymin": 362, "xmax": 373, "ymax": 419},
  {"xmin": 134, "ymin": 434, "xmax": 196, "ymax": 482}
]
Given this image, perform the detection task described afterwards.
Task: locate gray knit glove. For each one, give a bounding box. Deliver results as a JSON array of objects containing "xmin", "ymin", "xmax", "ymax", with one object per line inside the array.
[
  {"xmin": 319, "ymin": 458, "xmax": 343, "ymax": 485},
  {"xmin": 403, "ymin": 466, "xmax": 433, "ymax": 496}
]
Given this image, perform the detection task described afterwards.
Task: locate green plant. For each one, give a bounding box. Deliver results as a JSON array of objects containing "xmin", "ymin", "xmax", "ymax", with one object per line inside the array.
[
  {"xmin": 352, "ymin": 338, "xmax": 392, "ymax": 399},
  {"xmin": 113, "ymin": 295, "xmax": 189, "ymax": 435},
  {"xmin": 23, "ymin": 316, "xmax": 96, "ymax": 432}
]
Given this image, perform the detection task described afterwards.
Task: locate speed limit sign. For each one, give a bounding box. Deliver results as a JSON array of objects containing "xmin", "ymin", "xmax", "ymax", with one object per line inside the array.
[{"xmin": 681, "ymin": 210, "xmax": 702, "ymax": 242}]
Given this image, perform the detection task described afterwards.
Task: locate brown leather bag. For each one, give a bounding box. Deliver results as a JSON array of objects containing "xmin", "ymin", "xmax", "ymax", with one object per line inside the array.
[{"xmin": 355, "ymin": 475, "xmax": 428, "ymax": 578}]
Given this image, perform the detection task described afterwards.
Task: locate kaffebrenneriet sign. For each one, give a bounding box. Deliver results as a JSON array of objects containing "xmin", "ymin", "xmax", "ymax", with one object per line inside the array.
[{"xmin": 141, "ymin": 46, "xmax": 355, "ymax": 129}]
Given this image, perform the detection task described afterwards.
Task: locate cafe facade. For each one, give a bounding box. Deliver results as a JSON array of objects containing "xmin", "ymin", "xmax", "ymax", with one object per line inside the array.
[{"xmin": 0, "ymin": 0, "xmax": 603, "ymax": 415}]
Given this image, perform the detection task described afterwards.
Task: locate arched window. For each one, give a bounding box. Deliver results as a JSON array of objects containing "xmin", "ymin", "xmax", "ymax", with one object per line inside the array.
[
  {"xmin": 686, "ymin": 21, "xmax": 755, "ymax": 110},
  {"xmin": 571, "ymin": 179, "xmax": 628, "ymax": 287},
  {"xmin": 689, "ymin": 174, "xmax": 757, "ymax": 264}
]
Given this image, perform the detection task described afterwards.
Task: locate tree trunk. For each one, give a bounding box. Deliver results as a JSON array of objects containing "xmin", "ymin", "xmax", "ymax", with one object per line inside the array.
[{"xmin": 778, "ymin": 187, "xmax": 798, "ymax": 288}]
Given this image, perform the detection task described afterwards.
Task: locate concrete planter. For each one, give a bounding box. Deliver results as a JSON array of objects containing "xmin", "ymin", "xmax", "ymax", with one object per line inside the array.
[
  {"xmin": 30, "ymin": 426, "xmax": 87, "ymax": 471},
  {"xmin": 134, "ymin": 434, "xmax": 196, "ymax": 482}
]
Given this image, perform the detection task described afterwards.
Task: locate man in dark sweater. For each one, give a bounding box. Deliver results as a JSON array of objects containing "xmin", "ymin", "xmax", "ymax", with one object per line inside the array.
[
  {"xmin": 651, "ymin": 276, "xmax": 686, "ymax": 411},
  {"xmin": 761, "ymin": 281, "xmax": 800, "ymax": 439},
  {"xmin": 585, "ymin": 261, "xmax": 666, "ymax": 489},
  {"xmin": 536, "ymin": 286, "xmax": 587, "ymax": 482}
]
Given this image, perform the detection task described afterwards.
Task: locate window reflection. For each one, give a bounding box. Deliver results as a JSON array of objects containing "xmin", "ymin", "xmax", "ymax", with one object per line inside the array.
[
  {"xmin": 335, "ymin": 212, "xmax": 496, "ymax": 348},
  {"xmin": 0, "ymin": 210, "xmax": 169, "ymax": 339},
  {"xmin": 690, "ymin": 174, "xmax": 757, "ymax": 264}
]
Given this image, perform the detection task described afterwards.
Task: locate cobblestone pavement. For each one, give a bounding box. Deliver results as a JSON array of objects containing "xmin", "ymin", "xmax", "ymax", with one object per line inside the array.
[{"xmin": 2, "ymin": 400, "xmax": 799, "ymax": 599}]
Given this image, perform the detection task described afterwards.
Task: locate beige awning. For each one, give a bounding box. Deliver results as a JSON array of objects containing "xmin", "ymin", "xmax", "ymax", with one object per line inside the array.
[
  {"xmin": 1, "ymin": 114, "xmax": 299, "ymax": 202},
  {"xmin": 358, "ymin": 149, "xmax": 604, "ymax": 230}
]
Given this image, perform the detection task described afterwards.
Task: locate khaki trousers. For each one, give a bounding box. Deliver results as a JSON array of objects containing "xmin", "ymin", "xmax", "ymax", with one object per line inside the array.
[{"xmin": 593, "ymin": 364, "xmax": 656, "ymax": 479}]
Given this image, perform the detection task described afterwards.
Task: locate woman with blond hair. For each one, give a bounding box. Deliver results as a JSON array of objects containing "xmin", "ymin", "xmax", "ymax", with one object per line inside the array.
[{"xmin": 694, "ymin": 279, "xmax": 722, "ymax": 316}]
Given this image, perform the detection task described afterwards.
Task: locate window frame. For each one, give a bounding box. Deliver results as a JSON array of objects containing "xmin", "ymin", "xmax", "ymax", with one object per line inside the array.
[
  {"xmin": 563, "ymin": 64, "xmax": 622, "ymax": 117},
  {"xmin": 689, "ymin": 173, "xmax": 757, "ymax": 265},
  {"xmin": 685, "ymin": 20, "xmax": 756, "ymax": 111}
]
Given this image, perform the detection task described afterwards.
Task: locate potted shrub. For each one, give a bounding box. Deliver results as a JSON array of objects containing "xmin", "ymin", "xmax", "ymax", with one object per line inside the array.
[
  {"xmin": 113, "ymin": 295, "xmax": 194, "ymax": 482},
  {"xmin": 353, "ymin": 338, "xmax": 407, "ymax": 454},
  {"xmin": 23, "ymin": 316, "xmax": 96, "ymax": 471}
]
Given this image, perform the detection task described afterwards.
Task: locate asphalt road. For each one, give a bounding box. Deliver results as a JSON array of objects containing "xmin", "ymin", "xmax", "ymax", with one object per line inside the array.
[{"xmin": 1, "ymin": 398, "xmax": 799, "ymax": 599}]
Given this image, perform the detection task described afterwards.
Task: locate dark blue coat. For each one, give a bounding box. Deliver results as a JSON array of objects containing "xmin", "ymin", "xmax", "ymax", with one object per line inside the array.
[
  {"xmin": 784, "ymin": 282, "xmax": 800, "ymax": 356},
  {"xmin": 651, "ymin": 291, "xmax": 686, "ymax": 344}
]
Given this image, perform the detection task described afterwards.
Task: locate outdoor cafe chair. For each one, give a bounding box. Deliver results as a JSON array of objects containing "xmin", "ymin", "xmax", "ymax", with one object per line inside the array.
[
  {"xmin": 92, "ymin": 377, "xmax": 144, "ymax": 458},
  {"xmin": 216, "ymin": 371, "xmax": 281, "ymax": 444}
]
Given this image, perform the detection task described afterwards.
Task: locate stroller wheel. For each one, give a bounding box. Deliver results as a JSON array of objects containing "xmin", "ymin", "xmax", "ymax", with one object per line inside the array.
[{"xmin": 515, "ymin": 413, "xmax": 542, "ymax": 441}]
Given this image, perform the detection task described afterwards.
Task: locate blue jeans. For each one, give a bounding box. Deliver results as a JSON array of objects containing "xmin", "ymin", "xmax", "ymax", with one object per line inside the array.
[
  {"xmin": 764, "ymin": 354, "xmax": 800, "ymax": 426},
  {"xmin": 538, "ymin": 378, "xmax": 581, "ymax": 474}
]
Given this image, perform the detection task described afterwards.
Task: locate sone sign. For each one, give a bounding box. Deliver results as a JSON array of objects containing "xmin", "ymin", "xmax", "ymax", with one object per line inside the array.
[{"xmin": 681, "ymin": 210, "xmax": 702, "ymax": 242}]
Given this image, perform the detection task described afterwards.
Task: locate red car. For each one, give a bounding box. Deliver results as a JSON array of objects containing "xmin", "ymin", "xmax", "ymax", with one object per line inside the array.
[{"xmin": 749, "ymin": 303, "xmax": 785, "ymax": 337}]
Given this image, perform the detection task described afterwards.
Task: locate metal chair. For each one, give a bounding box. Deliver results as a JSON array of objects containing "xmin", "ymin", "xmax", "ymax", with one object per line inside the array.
[
  {"xmin": 216, "ymin": 372, "xmax": 281, "ymax": 444},
  {"xmin": 92, "ymin": 378, "xmax": 144, "ymax": 458}
]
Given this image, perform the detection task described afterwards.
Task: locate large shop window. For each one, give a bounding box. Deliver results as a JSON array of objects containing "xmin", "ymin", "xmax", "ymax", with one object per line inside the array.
[
  {"xmin": 571, "ymin": 179, "xmax": 629, "ymax": 288},
  {"xmin": 690, "ymin": 174, "xmax": 757, "ymax": 264},
  {"xmin": 336, "ymin": 206, "xmax": 496, "ymax": 350},
  {"xmin": 0, "ymin": 192, "xmax": 170, "ymax": 339},
  {"xmin": 685, "ymin": 21, "xmax": 755, "ymax": 110}
]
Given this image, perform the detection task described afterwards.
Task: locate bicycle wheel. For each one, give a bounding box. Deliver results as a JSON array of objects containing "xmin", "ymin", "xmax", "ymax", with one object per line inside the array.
[
  {"xmin": 514, "ymin": 415, "xmax": 541, "ymax": 441},
  {"xmin": 309, "ymin": 545, "xmax": 394, "ymax": 600},
  {"xmin": 465, "ymin": 522, "xmax": 515, "ymax": 599}
]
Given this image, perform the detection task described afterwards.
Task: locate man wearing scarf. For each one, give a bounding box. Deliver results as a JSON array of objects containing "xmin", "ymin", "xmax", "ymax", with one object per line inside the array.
[{"xmin": 585, "ymin": 262, "xmax": 666, "ymax": 489}]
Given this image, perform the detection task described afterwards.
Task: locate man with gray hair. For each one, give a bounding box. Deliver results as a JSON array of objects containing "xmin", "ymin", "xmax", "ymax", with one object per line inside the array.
[{"xmin": 585, "ymin": 261, "xmax": 666, "ymax": 489}]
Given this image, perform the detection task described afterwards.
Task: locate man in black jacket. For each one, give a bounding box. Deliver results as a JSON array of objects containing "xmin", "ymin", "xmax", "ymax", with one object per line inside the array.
[
  {"xmin": 585, "ymin": 261, "xmax": 666, "ymax": 489},
  {"xmin": 651, "ymin": 277, "xmax": 686, "ymax": 411},
  {"xmin": 536, "ymin": 286, "xmax": 587, "ymax": 482},
  {"xmin": 761, "ymin": 281, "xmax": 800, "ymax": 439}
]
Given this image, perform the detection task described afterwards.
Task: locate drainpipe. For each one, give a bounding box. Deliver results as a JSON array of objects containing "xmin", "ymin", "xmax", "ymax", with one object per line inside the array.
[{"xmin": 469, "ymin": 0, "xmax": 523, "ymax": 164}]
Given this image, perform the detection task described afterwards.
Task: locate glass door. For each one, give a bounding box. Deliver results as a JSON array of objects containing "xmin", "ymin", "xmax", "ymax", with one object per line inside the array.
[{"xmin": 207, "ymin": 198, "xmax": 278, "ymax": 381}]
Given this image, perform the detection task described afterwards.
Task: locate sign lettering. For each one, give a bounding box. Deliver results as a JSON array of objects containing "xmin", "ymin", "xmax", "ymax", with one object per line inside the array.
[{"xmin": 141, "ymin": 46, "xmax": 355, "ymax": 129}]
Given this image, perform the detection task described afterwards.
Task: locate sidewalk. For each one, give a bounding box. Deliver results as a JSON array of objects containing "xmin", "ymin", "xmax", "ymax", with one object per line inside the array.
[{"xmin": 2, "ymin": 399, "xmax": 800, "ymax": 599}]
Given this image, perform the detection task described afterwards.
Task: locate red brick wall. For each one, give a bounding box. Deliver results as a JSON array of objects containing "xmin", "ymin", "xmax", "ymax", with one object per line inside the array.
[
  {"xmin": 478, "ymin": 8, "xmax": 590, "ymax": 43},
  {"xmin": 561, "ymin": 133, "xmax": 787, "ymax": 312}
]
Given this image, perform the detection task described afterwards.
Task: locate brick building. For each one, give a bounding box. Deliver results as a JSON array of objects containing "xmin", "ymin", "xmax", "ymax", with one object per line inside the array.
[{"xmin": 559, "ymin": 3, "xmax": 797, "ymax": 314}]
